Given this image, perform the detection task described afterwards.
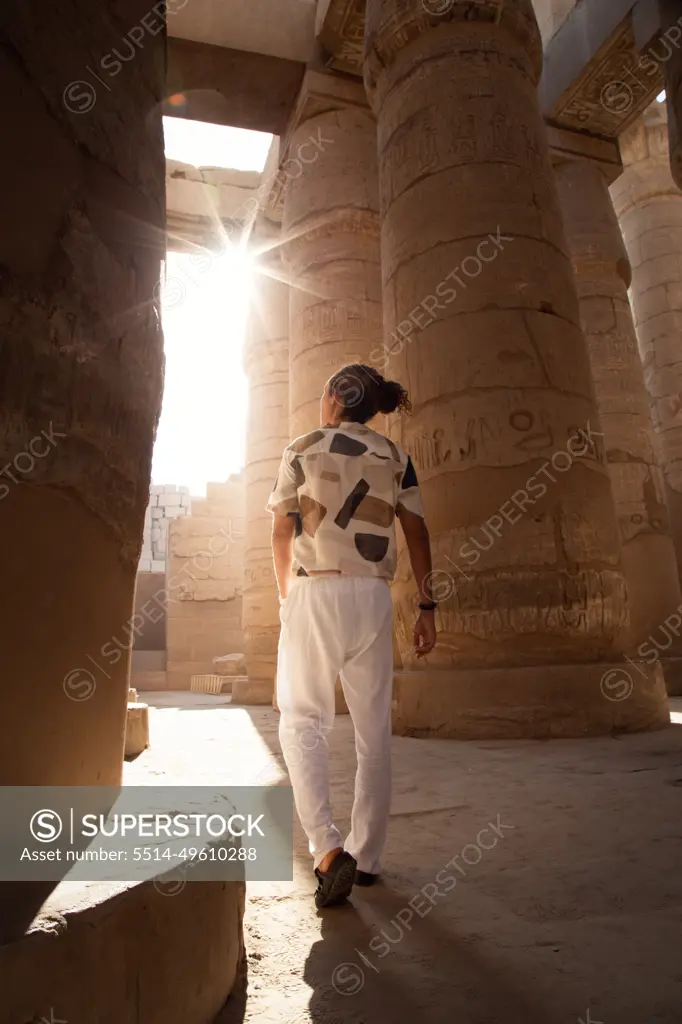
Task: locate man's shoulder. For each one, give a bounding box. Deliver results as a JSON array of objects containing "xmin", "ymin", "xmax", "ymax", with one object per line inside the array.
[
  {"xmin": 286, "ymin": 428, "xmax": 331, "ymax": 455},
  {"xmin": 364, "ymin": 428, "xmax": 409, "ymax": 464}
]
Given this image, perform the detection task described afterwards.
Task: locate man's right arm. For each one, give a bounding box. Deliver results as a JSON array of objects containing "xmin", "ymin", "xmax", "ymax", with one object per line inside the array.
[{"xmin": 265, "ymin": 448, "xmax": 300, "ymax": 599}]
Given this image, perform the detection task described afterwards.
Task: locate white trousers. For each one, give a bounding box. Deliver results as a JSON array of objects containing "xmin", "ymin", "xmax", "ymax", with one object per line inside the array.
[{"xmin": 276, "ymin": 575, "xmax": 394, "ymax": 873}]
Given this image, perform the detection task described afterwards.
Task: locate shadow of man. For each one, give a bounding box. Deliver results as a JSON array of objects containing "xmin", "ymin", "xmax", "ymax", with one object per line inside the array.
[{"xmin": 303, "ymin": 883, "xmax": 552, "ymax": 1024}]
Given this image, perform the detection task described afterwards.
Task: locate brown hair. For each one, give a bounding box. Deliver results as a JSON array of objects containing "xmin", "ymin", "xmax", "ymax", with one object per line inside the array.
[{"xmin": 328, "ymin": 364, "xmax": 411, "ymax": 423}]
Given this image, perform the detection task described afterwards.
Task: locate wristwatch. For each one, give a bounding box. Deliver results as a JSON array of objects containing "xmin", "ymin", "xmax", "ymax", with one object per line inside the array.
[{"xmin": 419, "ymin": 600, "xmax": 438, "ymax": 611}]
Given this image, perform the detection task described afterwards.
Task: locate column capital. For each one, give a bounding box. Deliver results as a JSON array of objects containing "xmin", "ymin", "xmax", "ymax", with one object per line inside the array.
[
  {"xmin": 364, "ymin": 0, "xmax": 542, "ymax": 98},
  {"xmin": 271, "ymin": 68, "xmax": 374, "ymax": 225},
  {"xmin": 282, "ymin": 67, "xmax": 372, "ymax": 148},
  {"xmin": 277, "ymin": 69, "xmax": 380, "ymax": 269},
  {"xmin": 620, "ymin": 100, "xmax": 672, "ymax": 166},
  {"xmin": 547, "ymin": 125, "xmax": 622, "ymax": 185}
]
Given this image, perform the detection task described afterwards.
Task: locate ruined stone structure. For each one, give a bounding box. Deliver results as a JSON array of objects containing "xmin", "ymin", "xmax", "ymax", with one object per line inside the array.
[
  {"xmin": 139, "ymin": 483, "xmax": 192, "ymax": 572},
  {"xmin": 166, "ymin": 476, "xmax": 245, "ymax": 689}
]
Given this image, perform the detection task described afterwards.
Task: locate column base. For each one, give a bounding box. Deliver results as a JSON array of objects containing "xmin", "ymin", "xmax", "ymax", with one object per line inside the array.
[
  {"xmin": 392, "ymin": 661, "xmax": 669, "ymax": 740},
  {"xmin": 231, "ymin": 677, "xmax": 274, "ymax": 705},
  {"xmin": 661, "ymin": 657, "xmax": 682, "ymax": 697}
]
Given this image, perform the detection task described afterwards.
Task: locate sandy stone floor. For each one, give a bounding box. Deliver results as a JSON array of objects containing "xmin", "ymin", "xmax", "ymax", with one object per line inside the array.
[{"xmin": 129, "ymin": 693, "xmax": 682, "ymax": 1024}]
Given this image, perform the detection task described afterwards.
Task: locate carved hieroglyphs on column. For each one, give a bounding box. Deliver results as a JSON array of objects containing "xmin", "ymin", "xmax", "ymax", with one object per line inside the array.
[
  {"xmin": 236, "ymin": 247, "xmax": 290, "ymax": 705},
  {"xmin": 555, "ymin": 156, "xmax": 682, "ymax": 688},
  {"xmin": 612, "ymin": 101, "xmax": 682, "ymax": 605},
  {"xmin": 280, "ymin": 69, "xmax": 383, "ymax": 438},
  {"xmin": 364, "ymin": 0, "xmax": 667, "ymax": 737}
]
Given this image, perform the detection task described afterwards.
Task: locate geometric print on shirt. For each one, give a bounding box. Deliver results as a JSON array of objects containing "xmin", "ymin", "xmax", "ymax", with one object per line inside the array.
[{"xmin": 266, "ymin": 421, "xmax": 425, "ymax": 581}]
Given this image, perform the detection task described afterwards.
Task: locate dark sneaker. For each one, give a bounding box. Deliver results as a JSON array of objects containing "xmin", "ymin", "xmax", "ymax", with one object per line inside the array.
[
  {"xmin": 354, "ymin": 871, "xmax": 378, "ymax": 887},
  {"xmin": 314, "ymin": 851, "xmax": 357, "ymax": 908}
]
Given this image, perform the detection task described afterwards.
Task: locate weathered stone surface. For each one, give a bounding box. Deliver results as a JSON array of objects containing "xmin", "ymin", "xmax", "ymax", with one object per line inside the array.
[
  {"xmin": 164, "ymin": 36, "xmax": 306, "ymax": 135},
  {"xmin": 362, "ymin": 0, "xmax": 647, "ymax": 734},
  {"xmin": 556, "ymin": 156, "xmax": 682, "ymax": 664},
  {"xmin": 392, "ymin": 661, "xmax": 668, "ymax": 738},
  {"xmin": 0, "ymin": 876, "xmax": 245, "ymax": 1021},
  {"xmin": 124, "ymin": 703, "xmax": 150, "ymax": 758},
  {"xmin": 281, "ymin": 69, "xmax": 383, "ymax": 437},
  {"xmin": 612, "ymin": 102, "xmax": 682, "ymax": 608},
  {"xmin": 0, "ymin": 0, "xmax": 164, "ymax": 789}
]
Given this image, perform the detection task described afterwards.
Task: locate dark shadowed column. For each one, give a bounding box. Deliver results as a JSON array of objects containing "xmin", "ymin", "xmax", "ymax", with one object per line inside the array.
[{"xmin": 0, "ymin": 1, "xmax": 165, "ymax": 785}]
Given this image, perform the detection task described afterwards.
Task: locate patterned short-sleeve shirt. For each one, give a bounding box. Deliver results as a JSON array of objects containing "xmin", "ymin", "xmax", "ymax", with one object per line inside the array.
[{"xmin": 266, "ymin": 422, "xmax": 424, "ymax": 579}]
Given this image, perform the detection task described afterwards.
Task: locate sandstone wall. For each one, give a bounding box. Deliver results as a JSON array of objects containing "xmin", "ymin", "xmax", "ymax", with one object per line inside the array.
[{"xmin": 166, "ymin": 475, "xmax": 245, "ymax": 689}]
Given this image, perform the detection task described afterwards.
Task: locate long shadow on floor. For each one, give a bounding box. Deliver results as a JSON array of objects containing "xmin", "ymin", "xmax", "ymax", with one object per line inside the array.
[{"xmin": 302, "ymin": 887, "xmax": 552, "ymax": 1024}]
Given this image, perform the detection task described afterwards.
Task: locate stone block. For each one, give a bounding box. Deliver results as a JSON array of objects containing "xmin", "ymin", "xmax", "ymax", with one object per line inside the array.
[
  {"xmin": 164, "ymin": 484, "xmax": 178, "ymax": 493},
  {"xmin": 152, "ymin": 507, "xmax": 163, "ymax": 519},
  {"xmin": 0, "ymin": 877, "xmax": 245, "ymax": 1022},
  {"xmin": 231, "ymin": 677, "xmax": 273, "ymax": 705},
  {"xmin": 159, "ymin": 492, "xmax": 182, "ymax": 507},
  {"xmin": 151, "ymin": 560, "xmax": 165, "ymax": 572},
  {"xmin": 178, "ymin": 486, "xmax": 190, "ymax": 494},
  {"xmin": 180, "ymin": 493, "xmax": 191, "ymax": 507},
  {"xmin": 124, "ymin": 703, "xmax": 149, "ymax": 757},
  {"xmin": 138, "ymin": 558, "xmax": 152, "ymax": 571},
  {"xmin": 150, "ymin": 484, "xmax": 164, "ymax": 495},
  {"xmin": 214, "ymin": 652, "xmax": 247, "ymax": 675},
  {"xmin": 165, "ymin": 506, "xmax": 183, "ymax": 518}
]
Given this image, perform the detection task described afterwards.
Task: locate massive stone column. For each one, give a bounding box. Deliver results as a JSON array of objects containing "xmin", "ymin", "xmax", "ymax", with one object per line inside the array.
[
  {"xmin": 612, "ymin": 102, "xmax": 682, "ymax": 608},
  {"xmin": 280, "ymin": 69, "xmax": 383, "ymax": 437},
  {"xmin": 0, "ymin": 0, "xmax": 165, "ymax": 784},
  {"xmin": 363, "ymin": 0, "xmax": 667, "ymax": 737},
  {"xmin": 236, "ymin": 251, "xmax": 290, "ymax": 705},
  {"xmin": 555, "ymin": 157, "xmax": 682, "ymax": 691}
]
